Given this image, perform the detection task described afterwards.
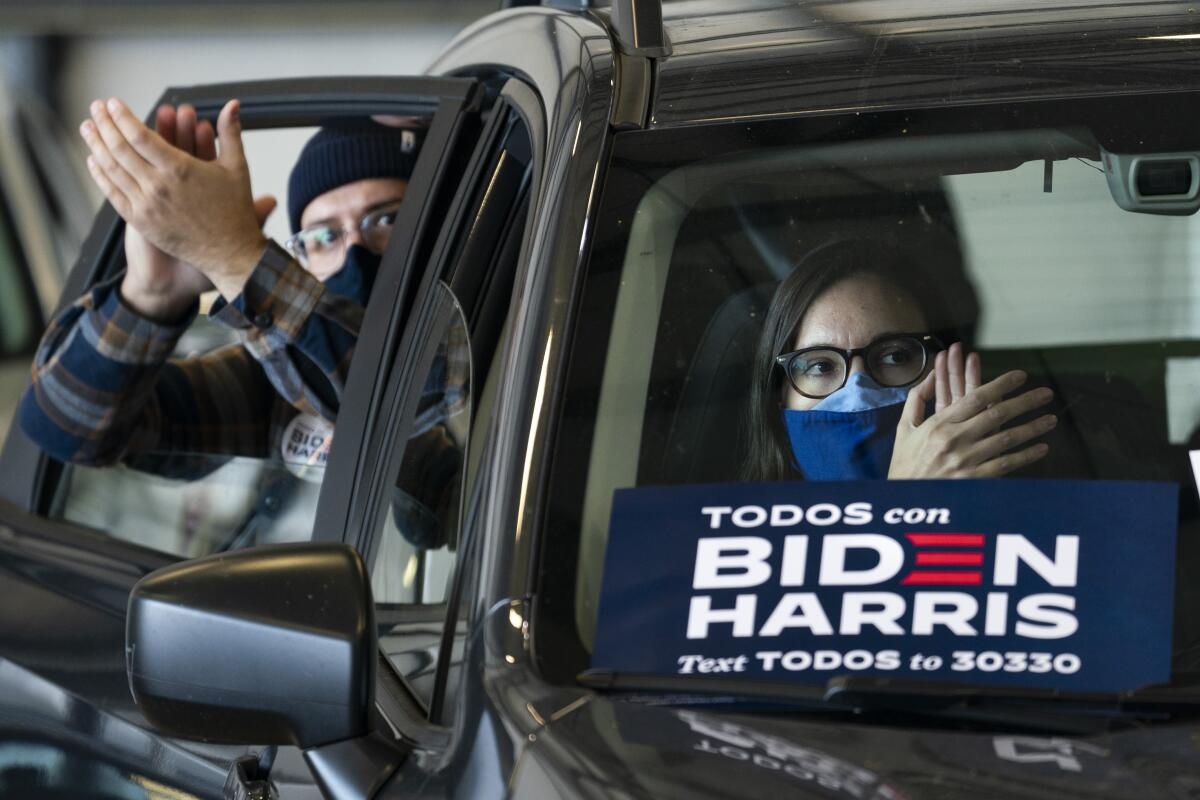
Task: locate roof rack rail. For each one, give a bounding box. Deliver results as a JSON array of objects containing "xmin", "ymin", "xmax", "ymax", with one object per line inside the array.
[
  {"xmin": 501, "ymin": 0, "xmax": 671, "ymax": 58},
  {"xmin": 609, "ymin": 0, "xmax": 670, "ymax": 57}
]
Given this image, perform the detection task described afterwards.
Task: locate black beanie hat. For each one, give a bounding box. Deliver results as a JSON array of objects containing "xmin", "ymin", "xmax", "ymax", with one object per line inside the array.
[{"xmin": 287, "ymin": 119, "xmax": 421, "ymax": 233}]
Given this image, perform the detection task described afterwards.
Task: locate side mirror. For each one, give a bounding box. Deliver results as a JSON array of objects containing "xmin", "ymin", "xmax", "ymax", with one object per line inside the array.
[{"xmin": 126, "ymin": 543, "xmax": 403, "ymax": 799}]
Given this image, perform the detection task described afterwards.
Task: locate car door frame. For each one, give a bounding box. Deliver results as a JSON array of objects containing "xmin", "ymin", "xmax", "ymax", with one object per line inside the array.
[
  {"xmin": 313, "ymin": 81, "xmax": 513, "ymax": 548},
  {"xmin": 314, "ymin": 78, "xmax": 546, "ymax": 775}
]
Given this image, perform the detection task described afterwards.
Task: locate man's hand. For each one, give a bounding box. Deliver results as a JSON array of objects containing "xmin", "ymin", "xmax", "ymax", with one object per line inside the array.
[
  {"xmin": 117, "ymin": 104, "xmax": 215, "ymax": 321},
  {"xmin": 80, "ymin": 97, "xmax": 272, "ymax": 302},
  {"xmin": 889, "ymin": 343, "xmax": 1057, "ymax": 478}
]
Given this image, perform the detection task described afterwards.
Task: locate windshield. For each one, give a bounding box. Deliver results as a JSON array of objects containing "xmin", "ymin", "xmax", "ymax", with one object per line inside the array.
[{"xmin": 539, "ymin": 93, "xmax": 1200, "ymax": 710}]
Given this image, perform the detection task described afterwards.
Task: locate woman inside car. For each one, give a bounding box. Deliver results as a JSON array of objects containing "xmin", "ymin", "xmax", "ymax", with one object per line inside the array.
[{"xmin": 742, "ymin": 239, "xmax": 1057, "ymax": 481}]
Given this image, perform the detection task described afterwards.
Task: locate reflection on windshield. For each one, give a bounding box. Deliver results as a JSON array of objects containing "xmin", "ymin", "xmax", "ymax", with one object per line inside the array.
[
  {"xmin": 59, "ymin": 456, "xmax": 321, "ymax": 557},
  {"xmin": 542, "ymin": 110, "xmax": 1200, "ymax": 704}
]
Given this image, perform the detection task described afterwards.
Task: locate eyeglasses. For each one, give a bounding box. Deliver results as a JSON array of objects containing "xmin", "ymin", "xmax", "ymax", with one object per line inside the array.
[
  {"xmin": 775, "ymin": 333, "xmax": 943, "ymax": 399},
  {"xmin": 284, "ymin": 200, "xmax": 404, "ymax": 268}
]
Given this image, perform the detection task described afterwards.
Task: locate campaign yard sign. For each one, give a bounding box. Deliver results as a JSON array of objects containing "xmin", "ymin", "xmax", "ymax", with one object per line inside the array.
[{"xmin": 590, "ymin": 480, "xmax": 1178, "ymax": 692}]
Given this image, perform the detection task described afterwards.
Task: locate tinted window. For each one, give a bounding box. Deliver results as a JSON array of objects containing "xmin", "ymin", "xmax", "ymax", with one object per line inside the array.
[
  {"xmin": 540, "ymin": 94, "xmax": 1200, "ymax": 686},
  {"xmin": 373, "ymin": 282, "xmax": 470, "ymax": 708},
  {"xmin": 40, "ymin": 122, "xmax": 418, "ymax": 558}
]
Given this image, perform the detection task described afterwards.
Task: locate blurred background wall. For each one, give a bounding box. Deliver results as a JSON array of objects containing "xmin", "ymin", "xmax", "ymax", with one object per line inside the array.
[
  {"xmin": 0, "ymin": 0, "xmax": 495, "ymax": 213},
  {"xmin": 0, "ymin": 0, "xmax": 497, "ymax": 436}
]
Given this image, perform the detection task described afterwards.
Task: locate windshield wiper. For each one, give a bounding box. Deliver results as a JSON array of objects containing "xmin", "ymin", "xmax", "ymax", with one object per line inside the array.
[
  {"xmin": 824, "ymin": 676, "xmax": 1200, "ymax": 718},
  {"xmin": 577, "ymin": 670, "xmax": 1089, "ymax": 733},
  {"xmin": 578, "ymin": 669, "xmax": 828, "ymax": 707}
]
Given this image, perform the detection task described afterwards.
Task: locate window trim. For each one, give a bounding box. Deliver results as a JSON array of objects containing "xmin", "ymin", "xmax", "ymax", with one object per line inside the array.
[
  {"xmin": 343, "ymin": 100, "xmax": 516, "ymax": 563},
  {"xmin": 362, "ymin": 83, "xmax": 543, "ymax": 746},
  {"xmin": 366, "ymin": 279, "xmax": 470, "ymax": 725}
]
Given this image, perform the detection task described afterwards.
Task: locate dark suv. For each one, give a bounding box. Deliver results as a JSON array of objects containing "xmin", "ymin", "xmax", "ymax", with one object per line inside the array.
[{"xmin": 2, "ymin": 1, "xmax": 1200, "ymax": 798}]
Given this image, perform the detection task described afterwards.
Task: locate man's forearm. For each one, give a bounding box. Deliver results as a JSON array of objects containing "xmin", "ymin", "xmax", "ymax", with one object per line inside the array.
[
  {"xmin": 17, "ymin": 279, "xmax": 195, "ymax": 465},
  {"xmin": 211, "ymin": 241, "xmax": 363, "ymax": 422}
]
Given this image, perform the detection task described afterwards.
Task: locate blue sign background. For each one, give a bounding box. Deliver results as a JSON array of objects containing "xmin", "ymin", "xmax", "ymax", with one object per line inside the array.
[{"xmin": 591, "ymin": 480, "xmax": 1178, "ymax": 692}]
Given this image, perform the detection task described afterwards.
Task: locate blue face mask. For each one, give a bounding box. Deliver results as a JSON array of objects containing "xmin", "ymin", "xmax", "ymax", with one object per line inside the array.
[
  {"xmin": 782, "ymin": 372, "xmax": 910, "ymax": 480},
  {"xmin": 322, "ymin": 244, "xmax": 381, "ymax": 306}
]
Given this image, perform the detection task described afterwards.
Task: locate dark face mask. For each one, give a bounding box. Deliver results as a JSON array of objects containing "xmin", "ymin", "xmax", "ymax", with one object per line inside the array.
[{"xmin": 321, "ymin": 244, "xmax": 382, "ymax": 306}]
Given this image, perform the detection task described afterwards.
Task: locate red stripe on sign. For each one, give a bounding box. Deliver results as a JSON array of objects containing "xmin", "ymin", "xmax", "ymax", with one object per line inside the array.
[
  {"xmin": 901, "ymin": 571, "xmax": 983, "ymax": 585},
  {"xmin": 906, "ymin": 533, "xmax": 985, "ymax": 547},
  {"xmin": 915, "ymin": 552, "xmax": 984, "ymax": 566}
]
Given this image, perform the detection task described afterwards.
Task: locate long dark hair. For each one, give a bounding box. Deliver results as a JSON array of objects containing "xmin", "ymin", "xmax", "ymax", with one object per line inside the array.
[{"xmin": 740, "ymin": 239, "xmax": 960, "ymax": 481}]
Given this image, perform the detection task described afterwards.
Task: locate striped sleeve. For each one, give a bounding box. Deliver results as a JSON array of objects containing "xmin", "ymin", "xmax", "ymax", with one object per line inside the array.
[
  {"xmin": 210, "ymin": 241, "xmax": 362, "ymax": 422},
  {"xmin": 17, "ymin": 277, "xmax": 274, "ymax": 470}
]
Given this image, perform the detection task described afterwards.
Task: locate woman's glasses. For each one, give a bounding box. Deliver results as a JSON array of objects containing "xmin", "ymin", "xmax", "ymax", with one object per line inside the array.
[
  {"xmin": 284, "ymin": 200, "xmax": 403, "ymax": 268},
  {"xmin": 775, "ymin": 334, "xmax": 943, "ymax": 399}
]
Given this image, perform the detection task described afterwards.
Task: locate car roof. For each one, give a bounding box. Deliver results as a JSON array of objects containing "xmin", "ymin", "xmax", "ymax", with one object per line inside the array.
[{"xmin": 649, "ymin": 0, "xmax": 1200, "ymax": 127}]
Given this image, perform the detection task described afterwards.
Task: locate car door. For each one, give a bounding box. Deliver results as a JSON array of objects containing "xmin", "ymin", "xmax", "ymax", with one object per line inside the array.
[
  {"xmin": 0, "ymin": 75, "xmax": 479, "ymax": 518},
  {"xmin": 320, "ymin": 79, "xmax": 542, "ymax": 794},
  {"xmin": 0, "ymin": 74, "xmax": 495, "ymax": 800}
]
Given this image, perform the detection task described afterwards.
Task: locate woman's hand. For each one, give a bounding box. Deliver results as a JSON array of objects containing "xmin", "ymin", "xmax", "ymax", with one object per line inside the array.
[{"xmin": 888, "ymin": 343, "xmax": 1056, "ymax": 478}]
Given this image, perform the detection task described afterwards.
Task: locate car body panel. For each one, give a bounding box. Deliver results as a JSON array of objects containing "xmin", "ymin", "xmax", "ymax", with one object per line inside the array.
[
  {"xmin": 518, "ymin": 696, "xmax": 1200, "ymax": 799},
  {"xmin": 652, "ymin": 0, "xmax": 1200, "ymax": 126},
  {"xmin": 432, "ymin": 3, "xmax": 615, "ymax": 668}
]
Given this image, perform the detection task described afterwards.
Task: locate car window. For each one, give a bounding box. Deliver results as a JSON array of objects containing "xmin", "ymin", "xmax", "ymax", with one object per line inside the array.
[
  {"xmin": 42, "ymin": 127, "xmax": 335, "ymax": 557},
  {"xmin": 24, "ymin": 108, "xmax": 450, "ymax": 560},
  {"xmin": 372, "ymin": 287, "xmax": 470, "ymax": 607},
  {"xmin": 372, "ymin": 282, "xmax": 470, "ymax": 708},
  {"xmin": 539, "ymin": 94, "xmax": 1200, "ymax": 686},
  {"xmin": 0, "ymin": 79, "xmax": 481, "ymax": 545}
]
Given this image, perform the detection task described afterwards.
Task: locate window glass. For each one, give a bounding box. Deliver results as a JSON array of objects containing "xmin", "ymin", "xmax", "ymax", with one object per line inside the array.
[
  {"xmin": 373, "ymin": 283, "xmax": 470, "ymax": 708},
  {"xmin": 434, "ymin": 190, "xmax": 528, "ymax": 722},
  {"xmin": 60, "ymin": 456, "xmax": 319, "ymax": 556},
  {"xmin": 52, "ymin": 295, "xmax": 330, "ymax": 557},
  {"xmin": 541, "ymin": 97, "xmax": 1200, "ymax": 683},
  {"xmin": 948, "ymin": 160, "xmax": 1198, "ymax": 347},
  {"xmin": 372, "ymin": 104, "xmax": 532, "ymax": 720},
  {"xmin": 41, "ymin": 121, "xmax": 424, "ymax": 558},
  {"xmin": 371, "ymin": 301, "xmax": 470, "ymax": 604}
]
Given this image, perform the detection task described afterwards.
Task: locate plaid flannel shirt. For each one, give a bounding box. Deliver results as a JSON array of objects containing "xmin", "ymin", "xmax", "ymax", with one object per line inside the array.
[{"xmin": 17, "ymin": 241, "xmax": 362, "ymax": 476}]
